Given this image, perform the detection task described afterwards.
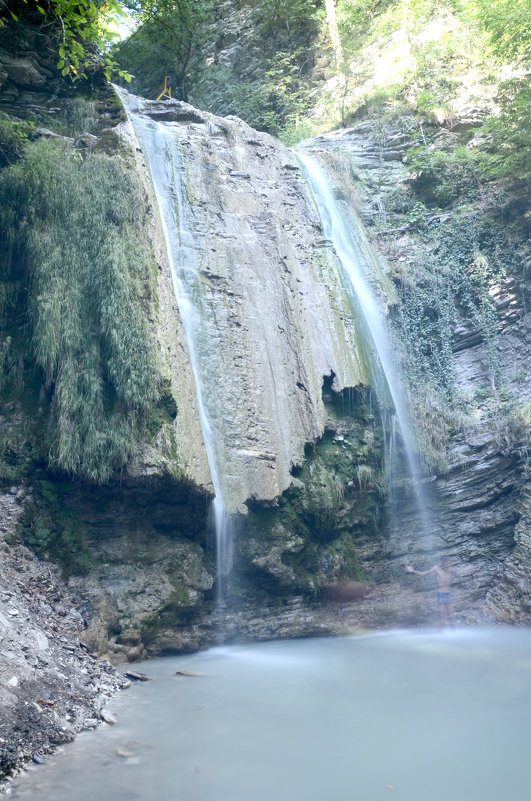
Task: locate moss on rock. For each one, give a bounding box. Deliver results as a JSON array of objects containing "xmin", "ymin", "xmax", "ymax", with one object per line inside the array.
[{"xmin": 239, "ymin": 383, "xmax": 386, "ymax": 596}]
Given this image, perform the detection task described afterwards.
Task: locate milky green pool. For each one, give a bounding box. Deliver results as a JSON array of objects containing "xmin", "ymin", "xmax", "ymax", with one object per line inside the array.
[{"xmin": 11, "ymin": 626, "xmax": 531, "ymax": 801}]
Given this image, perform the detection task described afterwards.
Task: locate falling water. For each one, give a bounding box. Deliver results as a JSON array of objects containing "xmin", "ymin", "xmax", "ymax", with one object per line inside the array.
[
  {"xmin": 297, "ymin": 150, "xmax": 432, "ymax": 536},
  {"xmin": 118, "ymin": 91, "xmax": 232, "ymax": 609},
  {"xmin": 383, "ymin": 409, "xmax": 399, "ymax": 527}
]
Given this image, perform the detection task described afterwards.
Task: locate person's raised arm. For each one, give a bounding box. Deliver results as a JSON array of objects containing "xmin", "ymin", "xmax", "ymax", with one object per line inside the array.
[{"xmin": 406, "ymin": 565, "xmax": 436, "ymax": 576}]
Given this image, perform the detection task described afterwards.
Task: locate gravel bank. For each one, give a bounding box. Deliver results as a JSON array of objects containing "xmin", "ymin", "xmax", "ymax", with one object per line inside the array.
[{"xmin": 0, "ymin": 490, "xmax": 129, "ymax": 791}]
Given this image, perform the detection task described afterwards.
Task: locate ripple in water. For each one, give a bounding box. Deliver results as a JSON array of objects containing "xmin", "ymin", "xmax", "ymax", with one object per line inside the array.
[{"xmin": 11, "ymin": 627, "xmax": 531, "ymax": 801}]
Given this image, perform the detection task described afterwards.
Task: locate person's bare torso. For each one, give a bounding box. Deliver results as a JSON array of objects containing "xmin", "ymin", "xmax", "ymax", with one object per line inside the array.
[{"xmin": 434, "ymin": 566, "xmax": 451, "ymax": 591}]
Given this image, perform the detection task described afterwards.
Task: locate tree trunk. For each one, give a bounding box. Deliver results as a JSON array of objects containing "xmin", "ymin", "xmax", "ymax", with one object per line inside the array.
[{"xmin": 325, "ymin": 0, "xmax": 343, "ymax": 70}]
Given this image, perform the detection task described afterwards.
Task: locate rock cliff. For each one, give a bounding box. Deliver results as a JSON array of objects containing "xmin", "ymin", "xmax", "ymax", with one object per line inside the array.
[
  {"xmin": 0, "ymin": 40, "xmax": 529, "ymax": 669},
  {"xmin": 301, "ymin": 123, "xmax": 530, "ymax": 625},
  {"xmin": 121, "ymin": 92, "xmax": 377, "ymax": 513}
]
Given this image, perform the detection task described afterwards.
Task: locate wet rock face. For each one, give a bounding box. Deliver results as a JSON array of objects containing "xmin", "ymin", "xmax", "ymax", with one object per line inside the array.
[
  {"xmin": 70, "ymin": 523, "xmax": 215, "ymax": 661},
  {"xmin": 125, "ymin": 94, "xmax": 374, "ymax": 513},
  {"xmin": 484, "ymin": 481, "xmax": 531, "ymax": 624},
  {"xmin": 374, "ymin": 435, "xmax": 522, "ymax": 622},
  {"xmin": 305, "ymin": 123, "xmax": 531, "ymax": 625},
  {"xmin": 30, "ymin": 478, "xmax": 216, "ymax": 662},
  {"xmin": 238, "ymin": 384, "xmax": 385, "ymax": 596}
]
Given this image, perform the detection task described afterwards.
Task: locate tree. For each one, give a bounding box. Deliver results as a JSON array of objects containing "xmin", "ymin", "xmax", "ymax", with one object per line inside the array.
[
  {"xmin": 325, "ymin": 0, "xmax": 343, "ymax": 69},
  {"xmin": 469, "ymin": 0, "xmax": 531, "ymax": 63},
  {"xmin": 121, "ymin": 1, "xmax": 213, "ymax": 101},
  {"xmin": 0, "ymin": 0, "xmax": 130, "ymax": 80},
  {"xmin": 466, "ymin": 0, "xmax": 531, "ymax": 178}
]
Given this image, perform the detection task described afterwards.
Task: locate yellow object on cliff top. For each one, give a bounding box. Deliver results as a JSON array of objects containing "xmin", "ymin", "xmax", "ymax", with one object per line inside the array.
[{"xmin": 150, "ymin": 76, "xmax": 172, "ymax": 101}]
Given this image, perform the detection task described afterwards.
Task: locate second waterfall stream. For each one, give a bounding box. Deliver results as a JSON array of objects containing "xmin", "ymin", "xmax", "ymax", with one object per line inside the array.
[{"xmin": 296, "ymin": 148, "xmax": 433, "ymax": 541}]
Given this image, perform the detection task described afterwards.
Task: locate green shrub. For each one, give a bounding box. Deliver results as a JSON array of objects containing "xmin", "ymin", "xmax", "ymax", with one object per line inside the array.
[
  {"xmin": 409, "ymin": 145, "xmax": 480, "ymax": 207},
  {"xmin": 0, "ymin": 116, "xmax": 35, "ymax": 166}
]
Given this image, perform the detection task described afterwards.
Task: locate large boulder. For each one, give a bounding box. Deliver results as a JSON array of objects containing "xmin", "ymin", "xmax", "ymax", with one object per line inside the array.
[{"xmin": 0, "ymin": 50, "xmax": 46, "ymax": 87}]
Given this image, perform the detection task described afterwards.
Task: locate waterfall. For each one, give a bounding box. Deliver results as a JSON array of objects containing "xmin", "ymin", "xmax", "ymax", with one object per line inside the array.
[
  {"xmin": 118, "ymin": 91, "xmax": 233, "ymax": 608},
  {"xmin": 119, "ymin": 82, "xmax": 434, "ymax": 606},
  {"xmin": 297, "ymin": 150, "xmax": 432, "ymax": 538}
]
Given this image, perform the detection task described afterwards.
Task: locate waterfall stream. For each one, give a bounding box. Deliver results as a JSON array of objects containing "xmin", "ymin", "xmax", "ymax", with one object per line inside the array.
[
  {"xmin": 120, "ymin": 86, "xmax": 434, "ymax": 605},
  {"xmin": 118, "ymin": 91, "xmax": 233, "ymax": 607},
  {"xmin": 297, "ymin": 150, "xmax": 433, "ymax": 538}
]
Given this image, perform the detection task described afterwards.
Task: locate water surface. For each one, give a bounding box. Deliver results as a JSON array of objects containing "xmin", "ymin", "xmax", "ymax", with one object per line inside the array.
[{"xmin": 11, "ymin": 627, "xmax": 531, "ymax": 801}]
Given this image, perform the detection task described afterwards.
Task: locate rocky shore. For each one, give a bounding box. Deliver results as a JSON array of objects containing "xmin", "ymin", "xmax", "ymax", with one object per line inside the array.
[{"xmin": 0, "ymin": 490, "xmax": 129, "ymax": 789}]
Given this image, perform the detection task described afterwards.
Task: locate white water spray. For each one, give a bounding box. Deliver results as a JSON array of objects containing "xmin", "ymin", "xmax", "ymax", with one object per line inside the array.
[{"xmin": 297, "ymin": 150, "xmax": 432, "ymax": 535}]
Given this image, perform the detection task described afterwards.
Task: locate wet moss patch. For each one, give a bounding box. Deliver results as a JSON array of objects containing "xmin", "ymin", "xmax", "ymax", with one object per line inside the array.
[{"xmin": 240, "ymin": 383, "xmax": 387, "ymax": 596}]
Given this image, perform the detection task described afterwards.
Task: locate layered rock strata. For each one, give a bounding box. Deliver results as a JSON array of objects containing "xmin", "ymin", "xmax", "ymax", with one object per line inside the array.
[
  {"xmin": 122, "ymin": 92, "xmax": 383, "ymax": 512},
  {"xmin": 303, "ymin": 124, "xmax": 530, "ymax": 624}
]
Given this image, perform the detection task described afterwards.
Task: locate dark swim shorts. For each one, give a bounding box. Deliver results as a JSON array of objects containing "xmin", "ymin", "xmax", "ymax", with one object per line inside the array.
[{"xmin": 437, "ymin": 592, "xmax": 453, "ymax": 606}]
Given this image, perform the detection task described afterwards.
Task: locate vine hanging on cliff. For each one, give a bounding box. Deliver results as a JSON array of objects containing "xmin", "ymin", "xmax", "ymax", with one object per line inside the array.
[{"xmin": 0, "ymin": 136, "xmax": 164, "ymax": 482}]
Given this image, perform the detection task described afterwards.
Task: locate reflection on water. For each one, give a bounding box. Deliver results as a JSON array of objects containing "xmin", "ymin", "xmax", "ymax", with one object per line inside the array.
[{"xmin": 11, "ymin": 627, "xmax": 531, "ymax": 801}]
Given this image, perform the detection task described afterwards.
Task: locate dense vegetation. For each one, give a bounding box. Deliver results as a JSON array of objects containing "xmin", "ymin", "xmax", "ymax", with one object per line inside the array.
[
  {"xmin": 110, "ymin": 1, "xmax": 530, "ymax": 163},
  {"xmin": 115, "ymin": 0, "xmax": 324, "ymax": 137},
  {"xmin": 2, "ymin": 2, "xmax": 528, "ymax": 171},
  {"xmin": 0, "ymin": 100, "xmax": 165, "ymax": 483}
]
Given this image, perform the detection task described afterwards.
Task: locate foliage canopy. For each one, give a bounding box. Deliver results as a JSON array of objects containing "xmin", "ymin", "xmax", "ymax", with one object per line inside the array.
[{"xmin": 1, "ymin": 0, "xmax": 130, "ymax": 80}]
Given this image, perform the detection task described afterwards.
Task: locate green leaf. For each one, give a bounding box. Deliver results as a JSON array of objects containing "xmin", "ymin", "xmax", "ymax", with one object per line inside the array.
[{"xmin": 10, "ymin": 12, "xmax": 18, "ymax": 20}]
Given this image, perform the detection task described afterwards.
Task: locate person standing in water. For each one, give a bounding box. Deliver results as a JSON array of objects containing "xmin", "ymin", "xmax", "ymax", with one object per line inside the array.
[{"xmin": 406, "ymin": 557, "xmax": 455, "ymax": 631}]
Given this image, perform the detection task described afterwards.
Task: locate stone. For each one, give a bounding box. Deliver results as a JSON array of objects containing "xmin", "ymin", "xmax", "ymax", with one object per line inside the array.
[
  {"xmin": 75, "ymin": 133, "xmax": 99, "ymax": 149},
  {"xmin": 100, "ymin": 708, "xmax": 117, "ymax": 725},
  {"xmin": 139, "ymin": 98, "xmax": 207, "ymax": 126},
  {"xmin": 0, "ymin": 51, "xmax": 46, "ymax": 87},
  {"xmin": 124, "ymin": 670, "xmax": 150, "ymax": 681}
]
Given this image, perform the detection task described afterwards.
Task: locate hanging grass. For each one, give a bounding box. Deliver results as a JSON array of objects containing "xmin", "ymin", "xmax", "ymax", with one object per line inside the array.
[{"xmin": 0, "ymin": 137, "xmax": 163, "ymax": 482}]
